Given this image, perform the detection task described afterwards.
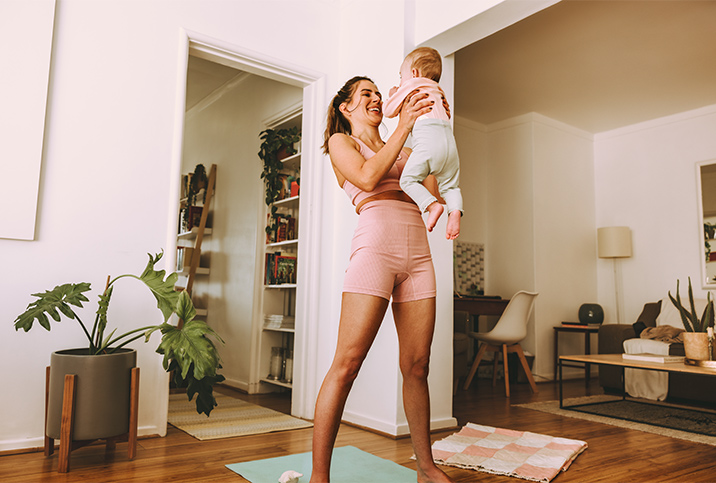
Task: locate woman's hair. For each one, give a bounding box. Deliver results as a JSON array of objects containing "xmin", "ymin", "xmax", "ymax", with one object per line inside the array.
[
  {"xmin": 322, "ymin": 76, "xmax": 373, "ymax": 154},
  {"xmin": 406, "ymin": 47, "xmax": 442, "ymax": 83}
]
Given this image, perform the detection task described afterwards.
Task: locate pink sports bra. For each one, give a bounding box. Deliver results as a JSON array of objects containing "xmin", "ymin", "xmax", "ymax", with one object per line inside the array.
[{"xmin": 342, "ymin": 136, "xmax": 409, "ymax": 207}]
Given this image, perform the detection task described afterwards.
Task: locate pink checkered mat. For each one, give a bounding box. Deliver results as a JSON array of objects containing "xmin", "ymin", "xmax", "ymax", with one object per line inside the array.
[{"xmin": 431, "ymin": 423, "xmax": 587, "ymax": 482}]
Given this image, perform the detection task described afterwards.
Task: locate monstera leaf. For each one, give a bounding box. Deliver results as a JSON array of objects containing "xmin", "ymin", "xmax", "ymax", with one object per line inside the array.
[
  {"xmin": 151, "ymin": 290, "xmax": 224, "ymax": 416},
  {"xmin": 14, "ymin": 282, "xmax": 92, "ymax": 338},
  {"xmin": 154, "ymin": 291, "xmax": 223, "ymax": 380},
  {"xmin": 136, "ymin": 252, "xmax": 180, "ymax": 322},
  {"xmin": 167, "ymin": 359, "xmax": 225, "ymax": 416}
]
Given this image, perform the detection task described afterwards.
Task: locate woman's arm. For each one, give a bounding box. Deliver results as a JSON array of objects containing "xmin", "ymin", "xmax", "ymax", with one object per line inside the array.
[
  {"xmin": 423, "ymin": 175, "xmax": 446, "ymax": 204},
  {"xmin": 330, "ymin": 92, "xmax": 433, "ymax": 191}
]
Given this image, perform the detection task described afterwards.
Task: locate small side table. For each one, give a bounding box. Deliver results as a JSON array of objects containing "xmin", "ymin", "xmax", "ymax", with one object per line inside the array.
[{"xmin": 553, "ymin": 325, "xmax": 600, "ymax": 383}]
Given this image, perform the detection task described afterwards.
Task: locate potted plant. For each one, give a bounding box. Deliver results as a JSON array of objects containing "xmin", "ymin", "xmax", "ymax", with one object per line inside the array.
[
  {"xmin": 258, "ymin": 127, "xmax": 301, "ymax": 209},
  {"xmin": 14, "ymin": 251, "xmax": 224, "ymax": 441},
  {"xmin": 186, "ymin": 163, "xmax": 208, "ymax": 207},
  {"xmin": 668, "ymin": 277, "xmax": 714, "ymax": 360}
]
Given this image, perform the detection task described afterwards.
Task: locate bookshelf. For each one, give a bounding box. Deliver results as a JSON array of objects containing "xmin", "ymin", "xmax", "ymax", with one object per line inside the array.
[{"xmin": 256, "ymin": 108, "xmax": 301, "ymax": 392}]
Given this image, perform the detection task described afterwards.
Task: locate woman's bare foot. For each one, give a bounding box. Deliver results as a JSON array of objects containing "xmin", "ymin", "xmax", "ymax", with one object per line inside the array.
[
  {"xmin": 417, "ymin": 464, "xmax": 454, "ymax": 483},
  {"xmin": 445, "ymin": 210, "xmax": 461, "ymax": 240},
  {"xmin": 425, "ymin": 202, "xmax": 444, "ymax": 232}
]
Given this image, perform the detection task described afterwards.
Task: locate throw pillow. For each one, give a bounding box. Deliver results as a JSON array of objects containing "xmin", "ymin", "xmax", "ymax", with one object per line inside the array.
[
  {"xmin": 656, "ymin": 297, "xmax": 708, "ymax": 329},
  {"xmin": 632, "ymin": 320, "xmax": 647, "ymax": 336}
]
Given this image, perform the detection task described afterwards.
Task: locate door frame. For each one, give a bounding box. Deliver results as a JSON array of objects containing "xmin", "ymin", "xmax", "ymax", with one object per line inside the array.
[{"xmin": 170, "ymin": 28, "xmax": 326, "ymax": 418}]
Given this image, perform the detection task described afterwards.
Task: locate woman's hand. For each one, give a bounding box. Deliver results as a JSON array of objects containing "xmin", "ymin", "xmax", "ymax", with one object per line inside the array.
[
  {"xmin": 436, "ymin": 86, "xmax": 451, "ymax": 119},
  {"xmin": 397, "ymin": 89, "xmax": 433, "ymax": 133},
  {"xmin": 441, "ymin": 95, "xmax": 451, "ymax": 119}
]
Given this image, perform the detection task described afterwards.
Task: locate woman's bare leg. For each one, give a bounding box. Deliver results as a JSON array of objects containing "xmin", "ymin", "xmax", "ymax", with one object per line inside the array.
[
  {"xmin": 393, "ymin": 298, "xmax": 454, "ymax": 483},
  {"xmin": 310, "ymin": 293, "xmax": 390, "ymax": 483}
]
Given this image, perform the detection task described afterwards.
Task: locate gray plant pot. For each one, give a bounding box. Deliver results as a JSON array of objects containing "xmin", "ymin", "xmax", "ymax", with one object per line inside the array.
[{"xmin": 46, "ymin": 348, "xmax": 136, "ymax": 441}]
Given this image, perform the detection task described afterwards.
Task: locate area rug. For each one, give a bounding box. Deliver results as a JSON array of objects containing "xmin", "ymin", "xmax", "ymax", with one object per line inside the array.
[
  {"xmin": 429, "ymin": 423, "xmax": 587, "ymax": 482},
  {"xmin": 516, "ymin": 395, "xmax": 716, "ymax": 447},
  {"xmin": 167, "ymin": 393, "xmax": 312, "ymax": 440},
  {"xmin": 226, "ymin": 445, "xmax": 416, "ymax": 483}
]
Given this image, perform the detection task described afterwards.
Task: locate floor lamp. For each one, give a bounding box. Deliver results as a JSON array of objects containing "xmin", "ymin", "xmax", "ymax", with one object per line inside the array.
[{"xmin": 598, "ymin": 226, "xmax": 632, "ymax": 324}]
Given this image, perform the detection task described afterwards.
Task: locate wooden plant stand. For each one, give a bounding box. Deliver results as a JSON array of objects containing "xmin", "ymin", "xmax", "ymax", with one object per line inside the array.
[{"xmin": 44, "ymin": 366, "xmax": 140, "ymax": 473}]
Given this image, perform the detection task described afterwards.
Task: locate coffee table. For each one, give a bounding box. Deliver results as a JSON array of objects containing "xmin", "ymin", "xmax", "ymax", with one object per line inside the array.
[
  {"xmin": 557, "ymin": 354, "xmax": 716, "ymax": 435},
  {"xmin": 559, "ymin": 353, "xmax": 716, "ymax": 409}
]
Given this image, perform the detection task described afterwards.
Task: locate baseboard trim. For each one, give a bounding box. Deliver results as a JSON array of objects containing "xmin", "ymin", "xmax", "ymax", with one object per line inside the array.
[
  {"xmin": 0, "ymin": 425, "xmax": 160, "ymax": 454},
  {"xmin": 342, "ymin": 411, "xmax": 457, "ymax": 438}
]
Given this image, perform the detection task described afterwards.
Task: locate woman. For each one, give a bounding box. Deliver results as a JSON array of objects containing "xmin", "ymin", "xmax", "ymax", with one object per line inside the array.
[{"xmin": 310, "ymin": 76, "xmax": 454, "ymax": 483}]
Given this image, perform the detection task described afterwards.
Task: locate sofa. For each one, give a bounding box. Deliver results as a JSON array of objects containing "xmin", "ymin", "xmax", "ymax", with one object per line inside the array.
[{"xmin": 598, "ymin": 299, "xmax": 716, "ymax": 405}]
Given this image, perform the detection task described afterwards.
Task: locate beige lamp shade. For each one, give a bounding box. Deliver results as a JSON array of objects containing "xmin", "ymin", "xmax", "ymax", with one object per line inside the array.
[{"xmin": 598, "ymin": 226, "xmax": 632, "ymax": 258}]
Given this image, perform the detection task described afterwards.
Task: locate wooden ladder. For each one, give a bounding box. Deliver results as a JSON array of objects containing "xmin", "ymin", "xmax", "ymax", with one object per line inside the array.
[{"xmin": 181, "ymin": 164, "xmax": 216, "ymax": 318}]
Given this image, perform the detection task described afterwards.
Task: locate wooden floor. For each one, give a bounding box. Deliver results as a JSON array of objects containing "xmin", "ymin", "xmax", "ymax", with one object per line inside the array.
[{"xmin": 3, "ymin": 378, "xmax": 716, "ymax": 482}]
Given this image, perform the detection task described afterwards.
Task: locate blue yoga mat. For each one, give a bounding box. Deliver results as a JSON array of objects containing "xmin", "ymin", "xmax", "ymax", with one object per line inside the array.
[{"xmin": 226, "ymin": 445, "xmax": 417, "ymax": 483}]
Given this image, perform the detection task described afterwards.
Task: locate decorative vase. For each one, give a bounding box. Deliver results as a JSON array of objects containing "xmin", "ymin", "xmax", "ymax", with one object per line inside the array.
[
  {"xmin": 683, "ymin": 332, "xmax": 710, "ymax": 361},
  {"xmin": 46, "ymin": 348, "xmax": 136, "ymax": 440}
]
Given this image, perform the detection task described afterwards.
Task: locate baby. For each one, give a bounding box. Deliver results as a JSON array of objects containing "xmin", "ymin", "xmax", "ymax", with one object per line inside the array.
[{"xmin": 384, "ymin": 46, "xmax": 462, "ymax": 239}]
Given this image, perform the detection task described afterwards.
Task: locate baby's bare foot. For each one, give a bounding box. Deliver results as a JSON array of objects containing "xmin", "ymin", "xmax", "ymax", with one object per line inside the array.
[
  {"xmin": 445, "ymin": 210, "xmax": 461, "ymax": 240},
  {"xmin": 425, "ymin": 202, "xmax": 444, "ymax": 232}
]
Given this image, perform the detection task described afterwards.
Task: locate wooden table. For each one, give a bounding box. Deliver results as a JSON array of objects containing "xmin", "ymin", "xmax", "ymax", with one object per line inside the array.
[
  {"xmin": 553, "ymin": 325, "xmax": 600, "ymax": 383},
  {"xmin": 454, "ymin": 296, "xmax": 509, "ymax": 358},
  {"xmin": 453, "ymin": 296, "xmax": 509, "ymax": 326},
  {"xmin": 557, "ymin": 353, "xmax": 716, "ymax": 415}
]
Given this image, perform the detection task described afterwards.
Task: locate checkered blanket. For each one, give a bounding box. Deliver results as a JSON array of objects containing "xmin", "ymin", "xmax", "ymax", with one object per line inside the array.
[{"xmin": 431, "ymin": 423, "xmax": 587, "ymax": 482}]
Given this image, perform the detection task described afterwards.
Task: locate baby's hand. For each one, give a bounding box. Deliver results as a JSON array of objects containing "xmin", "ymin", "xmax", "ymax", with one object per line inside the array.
[{"xmin": 389, "ymin": 86, "xmax": 398, "ymax": 97}]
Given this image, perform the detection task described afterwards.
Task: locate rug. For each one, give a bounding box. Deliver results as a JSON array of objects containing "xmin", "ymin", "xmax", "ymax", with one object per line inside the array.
[
  {"xmin": 516, "ymin": 395, "xmax": 716, "ymax": 447},
  {"xmin": 226, "ymin": 445, "xmax": 416, "ymax": 483},
  {"xmin": 430, "ymin": 423, "xmax": 587, "ymax": 482},
  {"xmin": 167, "ymin": 393, "xmax": 312, "ymax": 440}
]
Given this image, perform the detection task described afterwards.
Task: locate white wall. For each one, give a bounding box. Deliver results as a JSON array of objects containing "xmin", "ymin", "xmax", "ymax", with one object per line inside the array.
[
  {"xmin": 5, "ymin": 0, "xmax": 541, "ymax": 450},
  {"xmin": 456, "ymin": 113, "xmax": 596, "ymax": 380},
  {"xmin": 454, "ymin": 117, "xmax": 489, "ymax": 244},
  {"xmin": 595, "ymin": 104, "xmax": 716, "ymax": 321},
  {"xmin": 0, "ymin": 0, "xmax": 339, "ymax": 452},
  {"xmin": 181, "ymin": 73, "xmax": 302, "ymax": 391},
  {"xmin": 532, "ymin": 116, "xmax": 596, "ymax": 377}
]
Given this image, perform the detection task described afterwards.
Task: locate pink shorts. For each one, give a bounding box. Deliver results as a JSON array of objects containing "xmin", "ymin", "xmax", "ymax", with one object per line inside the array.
[{"xmin": 343, "ymin": 200, "xmax": 436, "ymax": 302}]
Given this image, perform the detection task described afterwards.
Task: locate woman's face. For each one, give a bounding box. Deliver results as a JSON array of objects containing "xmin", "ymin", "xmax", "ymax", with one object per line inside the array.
[{"xmin": 342, "ymin": 80, "xmax": 383, "ymax": 127}]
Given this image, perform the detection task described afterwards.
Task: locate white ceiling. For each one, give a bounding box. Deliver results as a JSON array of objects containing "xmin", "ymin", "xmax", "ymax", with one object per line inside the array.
[
  {"xmin": 455, "ymin": 0, "xmax": 716, "ymax": 133},
  {"xmin": 185, "ymin": 1, "xmax": 716, "ymax": 134},
  {"xmin": 185, "ymin": 56, "xmax": 241, "ymax": 111}
]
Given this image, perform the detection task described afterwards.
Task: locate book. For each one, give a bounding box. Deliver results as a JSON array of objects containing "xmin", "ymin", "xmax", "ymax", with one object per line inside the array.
[
  {"xmin": 274, "ymin": 255, "xmax": 297, "ymax": 284},
  {"xmin": 622, "ymin": 353, "xmax": 685, "ymax": 363},
  {"xmin": 265, "ymin": 251, "xmax": 281, "ymax": 285},
  {"xmin": 561, "ymin": 321, "xmax": 601, "ymax": 328}
]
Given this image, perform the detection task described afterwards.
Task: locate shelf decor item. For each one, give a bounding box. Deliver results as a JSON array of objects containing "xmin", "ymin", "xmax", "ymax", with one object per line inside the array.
[
  {"xmin": 258, "ymin": 126, "xmax": 301, "ymax": 209},
  {"xmin": 669, "ymin": 277, "xmax": 714, "ymax": 360},
  {"xmin": 578, "ymin": 303, "xmax": 604, "ymax": 325},
  {"xmin": 13, "ymin": 251, "xmax": 225, "ymax": 418}
]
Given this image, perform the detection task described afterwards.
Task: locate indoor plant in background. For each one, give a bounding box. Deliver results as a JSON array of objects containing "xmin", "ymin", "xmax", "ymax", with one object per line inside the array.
[
  {"xmin": 14, "ymin": 251, "xmax": 224, "ymax": 442},
  {"xmin": 669, "ymin": 277, "xmax": 714, "ymax": 360},
  {"xmin": 258, "ymin": 126, "xmax": 301, "ymax": 209}
]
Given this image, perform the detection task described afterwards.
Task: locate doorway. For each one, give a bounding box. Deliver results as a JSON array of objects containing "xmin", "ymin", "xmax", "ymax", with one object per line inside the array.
[{"xmin": 173, "ymin": 33, "xmax": 324, "ymax": 419}]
